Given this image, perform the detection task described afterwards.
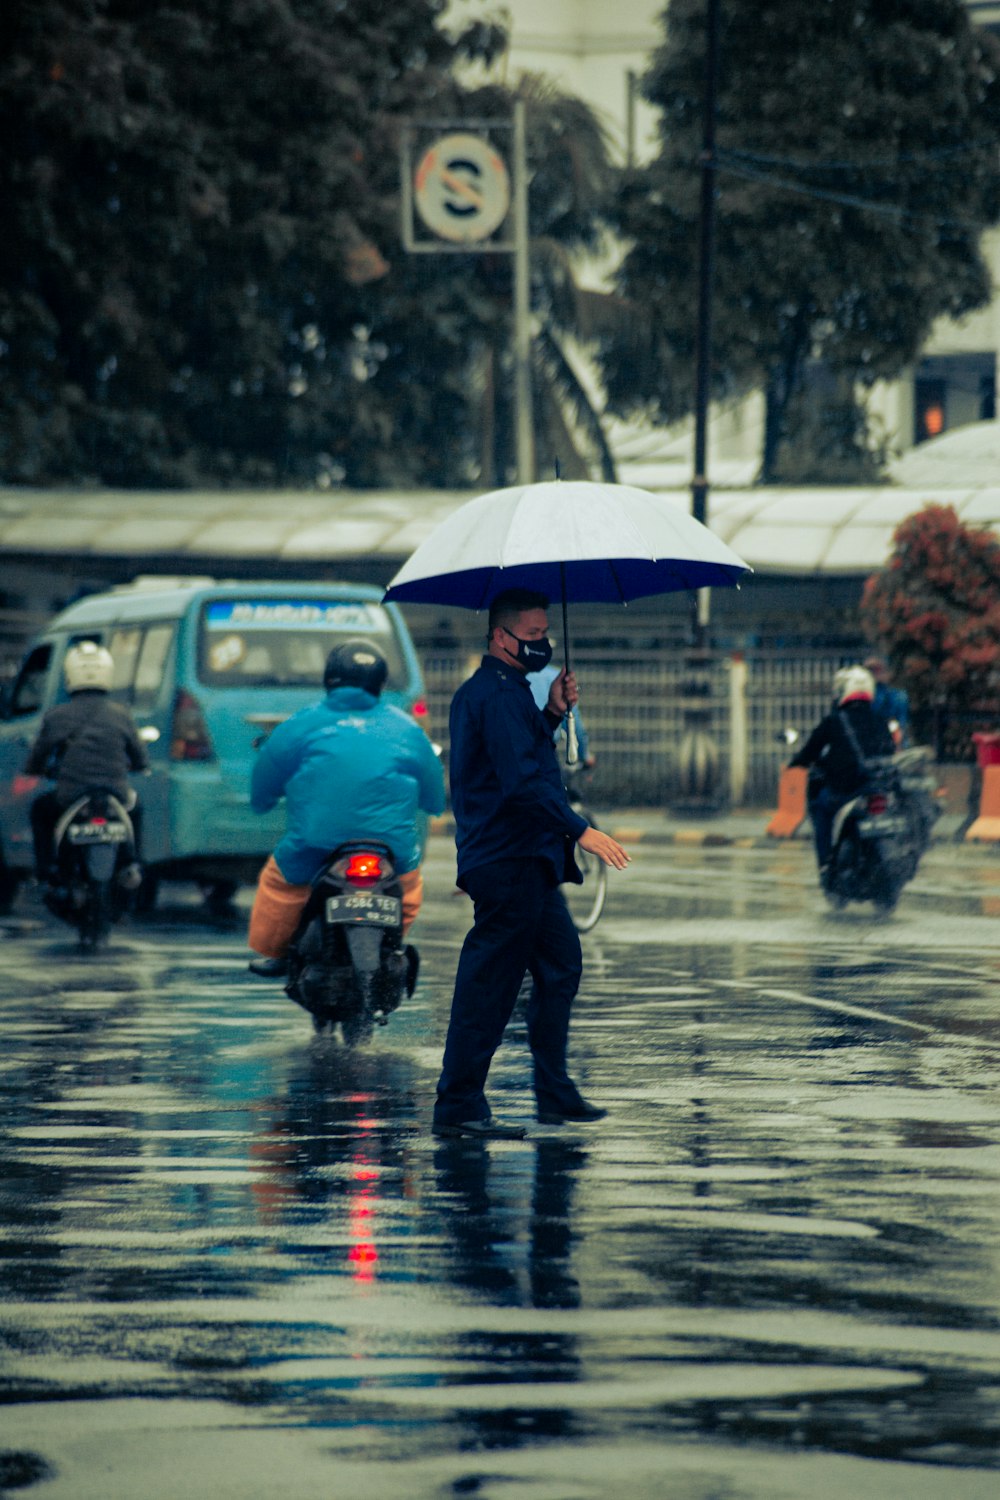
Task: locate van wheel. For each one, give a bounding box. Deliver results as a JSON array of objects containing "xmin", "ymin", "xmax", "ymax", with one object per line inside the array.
[
  {"xmin": 134, "ymin": 873, "xmax": 160, "ymax": 913},
  {"xmin": 203, "ymin": 879, "xmax": 238, "ymax": 916},
  {"xmin": 0, "ymin": 857, "xmax": 22, "ymax": 915}
]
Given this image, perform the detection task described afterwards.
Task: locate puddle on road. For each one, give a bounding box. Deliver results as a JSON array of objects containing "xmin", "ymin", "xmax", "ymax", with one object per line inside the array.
[{"xmin": 1, "ymin": 867, "xmax": 1000, "ymax": 1493}]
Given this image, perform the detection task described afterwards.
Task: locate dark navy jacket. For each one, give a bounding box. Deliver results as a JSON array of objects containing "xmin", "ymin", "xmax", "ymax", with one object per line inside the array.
[{"xmin": 449, "ymin": 655, "xmax": 588, "ymax": 888}]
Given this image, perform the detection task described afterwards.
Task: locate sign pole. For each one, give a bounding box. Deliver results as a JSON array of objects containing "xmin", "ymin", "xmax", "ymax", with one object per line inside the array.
[
  {"xmin": 513, "ymin": 99, "xmax": 535, "ymax": 485},
  {"xmin": 401, "ymin": 114, "xmax": 532, "ymax": 484}
]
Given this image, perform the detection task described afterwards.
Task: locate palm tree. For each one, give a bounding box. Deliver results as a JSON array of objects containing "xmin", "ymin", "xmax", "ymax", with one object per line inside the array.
[{"xmin": 466, "ymin": 74, "xmax": 632, "ymax": 484}]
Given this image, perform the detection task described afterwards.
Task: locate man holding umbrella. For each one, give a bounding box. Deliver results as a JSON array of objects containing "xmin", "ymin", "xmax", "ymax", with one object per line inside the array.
[
  {"xmin": 381, "ymin": 475, "xmax": 749, "ymax": 1137},
  {"xmin": 432, "ymin": 588, "xmax": 631, "ymax": 1140}
]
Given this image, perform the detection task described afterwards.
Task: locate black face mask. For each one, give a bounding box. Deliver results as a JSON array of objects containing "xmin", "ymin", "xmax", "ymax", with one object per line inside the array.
[{"xmin": 502, "ymin": 627, "xmax": 553, "ymax": 671}]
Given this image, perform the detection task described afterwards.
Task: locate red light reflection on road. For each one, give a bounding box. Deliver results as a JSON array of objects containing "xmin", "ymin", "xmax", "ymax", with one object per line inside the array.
[{"xmin": 348, "ymin": 1159, "xmax": 378, "ymax": 1281}]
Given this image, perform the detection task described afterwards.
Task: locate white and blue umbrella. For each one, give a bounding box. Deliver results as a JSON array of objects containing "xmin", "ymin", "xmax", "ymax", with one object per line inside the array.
[
  {"xmin": 383, "ymin": 479, "xmax": 751, "ymax": 610},
  {"xmin": 383, "ymin": 479, "xmax": 751, "ymax": 763}
]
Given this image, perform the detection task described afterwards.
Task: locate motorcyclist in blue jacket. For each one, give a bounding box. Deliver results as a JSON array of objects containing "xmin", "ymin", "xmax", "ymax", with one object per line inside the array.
[{"xmin": 247, "ymin": 639, "xmax": 445, "ymax": 976}]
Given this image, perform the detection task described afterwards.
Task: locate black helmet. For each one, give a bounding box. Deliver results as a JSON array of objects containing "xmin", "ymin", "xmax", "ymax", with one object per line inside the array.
[{"xmin": 323, "ymin": 638, "xmax": 388, "ymax": 696}]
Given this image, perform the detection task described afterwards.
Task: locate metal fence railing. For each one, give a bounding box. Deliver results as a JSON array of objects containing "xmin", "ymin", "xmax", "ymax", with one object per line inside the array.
[{"xmin": 420, "ymin": 647, "xmax": 855, "ymax": 807}]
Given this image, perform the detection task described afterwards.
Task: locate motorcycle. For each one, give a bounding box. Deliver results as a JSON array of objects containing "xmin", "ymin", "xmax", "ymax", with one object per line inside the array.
[
  {"xmin": 45, "ymin": 790, "xmax": 141, "ymax": 950},
  {"xmin": 823, "ymin": 748, "xmax": 940, "ymax": 913},
  {"xmin": 284, "ymin": 841, "xmax": 418, "ymax": 1043}
]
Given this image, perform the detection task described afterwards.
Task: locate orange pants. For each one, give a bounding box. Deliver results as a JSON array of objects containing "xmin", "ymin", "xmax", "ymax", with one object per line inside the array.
[{"xmin": 248, "ymin": 855, "xmax": 423, "ymax": 958}]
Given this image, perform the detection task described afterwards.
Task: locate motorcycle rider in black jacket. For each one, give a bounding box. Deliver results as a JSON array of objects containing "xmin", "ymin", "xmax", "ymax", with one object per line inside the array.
[
  {"xmin": 25, "ymin": 642, "xmax": 149, "ymax": 885},
  {"xmin": 789, "ymin": 665, "xmax": 895, "ymax": 875}
]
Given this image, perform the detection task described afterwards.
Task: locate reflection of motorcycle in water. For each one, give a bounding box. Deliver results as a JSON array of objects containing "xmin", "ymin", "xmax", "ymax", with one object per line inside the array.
[
  {"xmin": 822, "ymin": 748, "xmax": 940, "ymax": 913},
  {"xmin": 285, "ymin": 841, "xmax": 418, "ymax": 1043},
  {"xmin": 45, "ymin": 789, "xmax": 140, "ymax": 950}
]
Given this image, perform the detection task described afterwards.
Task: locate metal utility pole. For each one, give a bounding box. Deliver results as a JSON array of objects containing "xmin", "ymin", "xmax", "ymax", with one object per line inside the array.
[
  {"xmin": 676, "ymin": 0, "xmax": 723, "ymax": 809},
  {"xmin": 691, "ymin": 0, "xmax": 721, "ymax": 546},
  {"xmin": 513, "ymin": 99, "xmax": 535, "ymax": 485}
]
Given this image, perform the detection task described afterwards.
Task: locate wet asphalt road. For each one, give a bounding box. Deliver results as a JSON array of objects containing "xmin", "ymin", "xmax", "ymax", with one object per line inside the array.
[{"xmin": 1, "ymin": 837, "xmax": 1000, "ymax": 1499}]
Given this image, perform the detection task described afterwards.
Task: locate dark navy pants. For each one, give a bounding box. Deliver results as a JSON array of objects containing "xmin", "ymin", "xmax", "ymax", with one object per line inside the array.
[{"xmin": 434, "ymin": 857, "xmax": 585, "ymax": 1126}]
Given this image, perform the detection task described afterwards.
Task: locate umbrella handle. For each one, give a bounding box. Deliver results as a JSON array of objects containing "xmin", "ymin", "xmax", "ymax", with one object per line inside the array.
[
  {"xmin": 559, "ymin": 562, "xmax": 577, "ymax": 765},
  {"xmin": 565, "ymin": 710, "xmax": 579, "ymax": 767}
]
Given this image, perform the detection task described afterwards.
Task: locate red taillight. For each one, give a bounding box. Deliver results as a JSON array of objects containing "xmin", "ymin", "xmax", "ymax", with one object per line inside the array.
[
  {"xmin": 90, "ymin": 817, "xmax": 107, "ymax": 825},
  {"xmin": 170, "ymin": 688, "xmax": 213, "ymax": 761},
  {"xmin": 344, "ymin": 852, "xmax": 386, "ymax": 886},
  {"xmin": 411, "ymin": 697, "xmax": 428, "ymax": 720},
  {"xmin": 867, "ymin": 793, "xmax": 888, "ymax": 815}
]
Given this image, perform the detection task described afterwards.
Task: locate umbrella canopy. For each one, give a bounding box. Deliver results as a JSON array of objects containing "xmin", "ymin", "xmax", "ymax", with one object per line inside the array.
[{"xmin": 382, "ymin": 480, "xmax": 751, "ymax": 610}]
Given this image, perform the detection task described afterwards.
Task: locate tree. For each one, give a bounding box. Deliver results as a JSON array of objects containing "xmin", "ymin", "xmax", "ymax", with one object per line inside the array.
[
  {"xmin": 861, "ymin": 504, "xmax": 1000, "ymax": 757},
  {"xmin": 0, "ymin": 3, "xmax": 619, "ymax": 490},
  {"xmin": 0, "ymin": 0, "xmax": 506, "ymax": 487},
  {"xmin": 601, "ymin": 0, "xmax": 1000, "ymax": 482}
]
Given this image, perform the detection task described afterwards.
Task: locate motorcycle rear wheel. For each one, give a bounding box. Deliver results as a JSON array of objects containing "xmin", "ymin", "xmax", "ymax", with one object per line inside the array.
[
  {"xmin": 79, "ymin": 881, "xmax": 110, "ymax": 952},
  {"xmin": 873, "ymin": 883, "xmax": 901, "ymax": 914}
]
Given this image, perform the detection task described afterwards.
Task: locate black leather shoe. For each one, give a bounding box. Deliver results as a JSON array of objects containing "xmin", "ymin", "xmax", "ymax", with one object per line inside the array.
[
  {"xmin": 248, "ymin": 956, "xmax": 289, "ymax": 978},
  {"xmin": 432, "ymin": 1118, "xmax": 527, "ymax": 1140},
  {"xmin": 537, "ymin": 1100, "xmax": 607, "ymax": 1125}
]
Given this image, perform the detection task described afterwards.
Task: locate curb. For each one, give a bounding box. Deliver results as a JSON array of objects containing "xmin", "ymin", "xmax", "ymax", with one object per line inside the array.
[
  {"xmin": 428, "ymin": 815, "xmax": 798, "ymax": 850},
  {"xmin": 428, "ymin": 817, "xmax": 971, "ymax": 850}
]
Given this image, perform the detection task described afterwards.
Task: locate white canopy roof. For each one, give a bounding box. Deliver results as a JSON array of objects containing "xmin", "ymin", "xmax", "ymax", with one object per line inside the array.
[
  {"xmin": 890, "ymin": 420, "xmax": 1000, "ymax": 489},
  {"xmin": 2, "ymin": 467, "xmax": 999, "ymax": 578}
]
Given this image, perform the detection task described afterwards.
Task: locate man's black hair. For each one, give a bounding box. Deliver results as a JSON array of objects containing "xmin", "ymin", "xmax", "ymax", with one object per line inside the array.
[{"xmin": 488, "ymin": 588, "xmax": 550, "ymax": 636}]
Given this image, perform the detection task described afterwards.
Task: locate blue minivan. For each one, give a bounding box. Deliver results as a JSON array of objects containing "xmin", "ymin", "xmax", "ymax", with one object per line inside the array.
[{"xmin": 0, "ymin": 579, "xmax": 427, "ymax": 910}]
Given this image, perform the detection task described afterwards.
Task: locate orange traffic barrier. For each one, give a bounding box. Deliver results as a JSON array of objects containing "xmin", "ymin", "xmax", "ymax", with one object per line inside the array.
[
  {"xmin": 965, "ymin": 764, "xmax": 1000, "ymax": 841},
  {"xmin": 765, "ymin": 766, "xmax": 809, "ymax": 839}
]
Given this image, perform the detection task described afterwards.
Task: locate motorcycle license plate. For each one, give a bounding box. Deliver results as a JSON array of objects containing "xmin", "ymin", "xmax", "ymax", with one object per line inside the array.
[
  {"xmin": 68, "ymin": 821, "xmax": 128, "ymax": 844},
  {"xmin": 325, "ymin": 893, "xmax": 401, "ymax": 926},
  {"xmin": 858, "ymin": 815, "xmax": 907, "ymax": 839}
]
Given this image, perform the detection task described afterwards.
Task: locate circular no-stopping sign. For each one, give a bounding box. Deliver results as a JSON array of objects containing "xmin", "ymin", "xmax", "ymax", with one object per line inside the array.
[{"xmin": 414, "ymin": 133, "xmax": 511, "ymax": 244}]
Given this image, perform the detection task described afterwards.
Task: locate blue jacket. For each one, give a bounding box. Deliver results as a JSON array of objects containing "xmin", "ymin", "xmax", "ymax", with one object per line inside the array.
[
  {"xmin": 872, "ymin": 681, "xmax": 910, "ymax": 743},
  {"xmin": 251, "ymin": 686, "xmax": 445, "ymax": 884},
  {"xmin": 450, "ymin": 655, "xmax": 588, "ymax": 888}
]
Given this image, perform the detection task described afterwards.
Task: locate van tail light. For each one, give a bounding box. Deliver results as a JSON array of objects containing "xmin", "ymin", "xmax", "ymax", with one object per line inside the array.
[
  {"xmin": 867, "ymin": 792, "xmax": 888, "ymax": 816},
  {"xmin": 333, "ymin": 851, "xmax": 392, "ymax": 887},
  {"xmin": 170, "ymin": 689, "xmax": 214, "ymax": 761}
]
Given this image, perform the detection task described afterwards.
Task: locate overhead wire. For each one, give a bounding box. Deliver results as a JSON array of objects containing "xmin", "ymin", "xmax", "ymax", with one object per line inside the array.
[
  {"xmin": 719, "ymin": 139, "xmax": 996, "ymax": 172},
  {"xmin": 712, "ymin": 152, "xmax": 994, "ymax": 232}
]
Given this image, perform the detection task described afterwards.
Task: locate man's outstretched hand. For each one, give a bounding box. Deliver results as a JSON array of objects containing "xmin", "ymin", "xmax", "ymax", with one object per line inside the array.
[{"xmin": 578, "ymin": 825, "xmax": 631, "ymax": 870}]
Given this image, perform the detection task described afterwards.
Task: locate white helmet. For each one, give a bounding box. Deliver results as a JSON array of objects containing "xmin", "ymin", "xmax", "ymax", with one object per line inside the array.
[
  {"xmin": 832, "ymin": 666, "xmax": 853, "ymax": 699},
  {"xmin": 63, "ymin": 641, "xmax": 114, "ymax": 693},
  {"xmin": 838, "ymin": 665, "xmax": 875, "ymax": 705}
]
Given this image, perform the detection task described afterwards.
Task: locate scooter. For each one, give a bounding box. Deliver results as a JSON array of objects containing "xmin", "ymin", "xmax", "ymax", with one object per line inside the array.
[
  {"xmin": 284, "ymin": 841, "xmax": 418, "ymax": 1043},
  {"xmin": 44, "ymin": 790, "xmax": 141, "ymax": 950},
  {"xmin": 823, "ymin": 749, "xmax": 939, "ymax": 913}
]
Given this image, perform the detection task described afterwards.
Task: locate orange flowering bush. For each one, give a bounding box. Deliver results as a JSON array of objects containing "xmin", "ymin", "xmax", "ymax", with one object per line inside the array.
[{"xmin": 861, "ymin": 504, "xmax": 1000, "ymax": 758}]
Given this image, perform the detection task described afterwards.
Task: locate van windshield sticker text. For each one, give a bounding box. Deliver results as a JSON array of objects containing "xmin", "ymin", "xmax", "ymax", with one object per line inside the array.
[{"xmin": 205, "ymin": 601, "xmax": 389, "ymax": 632}]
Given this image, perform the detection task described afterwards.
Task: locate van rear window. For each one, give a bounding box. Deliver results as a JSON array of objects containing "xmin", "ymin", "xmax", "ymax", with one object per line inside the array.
[{"xmin": 197, "ymin": 600, "xmax": 408, "ymax": 689}]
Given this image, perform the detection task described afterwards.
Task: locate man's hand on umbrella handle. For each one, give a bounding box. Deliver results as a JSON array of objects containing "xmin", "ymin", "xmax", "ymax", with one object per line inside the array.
[
  {"xmin": 578, "ymin": 826, "xmax": 631, "ymax": 870},
  {"xmin": 547, "ymin": 668, "xmax": 578, "ymax": 715}
]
